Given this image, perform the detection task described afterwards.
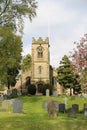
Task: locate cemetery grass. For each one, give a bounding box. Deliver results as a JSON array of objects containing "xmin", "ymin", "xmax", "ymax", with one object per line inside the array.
[{"xmin": 0, "ymin": 96, "xmax": 87, "ymax": 130}]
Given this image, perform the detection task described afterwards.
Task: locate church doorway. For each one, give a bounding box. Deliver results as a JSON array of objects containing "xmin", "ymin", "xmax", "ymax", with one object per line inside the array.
[{"xmin": 37, "ymin": 83, "xmax": 43, "ymax": 93}]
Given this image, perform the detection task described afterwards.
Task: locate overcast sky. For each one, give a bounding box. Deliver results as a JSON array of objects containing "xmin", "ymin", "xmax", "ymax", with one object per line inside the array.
[{"xmin": 22, "ymin": 0, "xmax": 87, "ymax": 68}]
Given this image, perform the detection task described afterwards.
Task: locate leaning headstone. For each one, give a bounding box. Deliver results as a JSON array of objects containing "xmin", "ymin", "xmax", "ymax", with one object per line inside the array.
[
  {"xmin": 68, "ymin": 107, "xmax": 76, "ymax": 118},
  {"xmin": 43, "ymin": 100, "xmax": 60, "ymax": 111},
  {"xmin": 84, "ymin": 104, "xmax": 87, "ymax": 118},
  {"xmin": 47, "ymin": 100, "xmax": 57, "ymax": 117},
  {"xmin": 72, "ymin": 104, "xmax": 79, "ymax": 113},
  {"xmin": 46, "ymin": 89, "xmax": 49, "ymax": 97},
  {"xmin": 59, "ymin": 103, "xmax": 65, "ymax": 113},
  {"xmin": 13, "ymin": 99, "xmax": 23, "ymax": 113}
]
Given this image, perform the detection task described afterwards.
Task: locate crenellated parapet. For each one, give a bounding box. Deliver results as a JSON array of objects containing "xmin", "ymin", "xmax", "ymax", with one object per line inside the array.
[
  {"xmin": 32, "ymin": 37, "xmax": 49, "ymax": 44},
  {"xmin": 32, "ymin": 37, "xmax": 36, "ymax": 43}
]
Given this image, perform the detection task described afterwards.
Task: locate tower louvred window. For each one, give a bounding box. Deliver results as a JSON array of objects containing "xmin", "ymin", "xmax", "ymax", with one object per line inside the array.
[{"xmin": 37, "ymin": 46, "xmax": 43, "ymax": 58}]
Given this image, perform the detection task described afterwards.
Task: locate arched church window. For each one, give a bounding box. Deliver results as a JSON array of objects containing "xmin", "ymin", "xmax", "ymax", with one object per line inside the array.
[
  {"xmin": 37, "ymin": 46, "xmax": 43, "ymax": 58},
  {"xmin": 38, "ymin": 66, "xmax": 42, "ymax": 74}
]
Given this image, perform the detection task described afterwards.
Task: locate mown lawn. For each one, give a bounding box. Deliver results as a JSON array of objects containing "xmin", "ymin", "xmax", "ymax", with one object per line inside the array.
[{"xmin": 0, "ymin": 95, "xmax": 87, "ymax": 130}]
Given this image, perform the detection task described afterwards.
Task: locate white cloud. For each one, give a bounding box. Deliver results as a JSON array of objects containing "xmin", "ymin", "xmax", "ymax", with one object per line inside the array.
[
  {"xmin": 24, "ymin": 0, "xmax": 77, "ymax": 32},
  {"xmin": 22, "ymin": 0, "xmax": 87, "ymax": 68},
  {"xmin": 38, "ymin": 2, "xmax": 76, "ymax": 24}
]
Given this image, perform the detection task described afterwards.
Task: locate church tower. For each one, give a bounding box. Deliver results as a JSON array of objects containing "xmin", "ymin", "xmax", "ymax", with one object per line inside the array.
[{"xmin": 31, "ymin": 37, "xmax": 50, "ymax": 93}]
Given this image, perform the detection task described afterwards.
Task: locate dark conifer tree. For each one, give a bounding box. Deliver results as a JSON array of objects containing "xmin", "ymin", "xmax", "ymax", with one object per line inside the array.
[{"xmin": 57, "ymin": 55, "xmax": 81, "ymax": 95}]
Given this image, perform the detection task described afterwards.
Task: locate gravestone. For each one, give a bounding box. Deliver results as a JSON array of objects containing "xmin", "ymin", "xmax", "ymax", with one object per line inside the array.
[
  {"xmin": 10, "ymin": 99, "xmax": 15, "ymax": 105},
  {"xmin": 3, "ymin": 94, "xmax": 7, "ymax": 100},
  {"xmin": 53, "ymin": 101, "xmax": 60, "ymax": 108},
  {"xmin": 53, "ymin": 90, "xmax": 58, "ymax": 97},
  {"xmin": 47, "ymin": 100, "xmax": 57, "ymax": 117},
  {"xmin": 0, "ymin": 109, "xmax": 6, "ymax": 112},
  {"xmin": 72, "ymin": 104, "xmax": 79, "ymax": 113},
  {"xmin": 59, "ymin": 103, "xmax": 65, "ymax": 113},
  {"xmin": 64, "ymin": 97, "xmax": 68, "ymax": 109},
  {"xmin": 43, "ymin": 100, "xmax": 49, "ymax": 111},
  {"xmin": 82, "ymin": 93, "xmax": 87, "ymax": 98},
  {"xmin": 84, "ymin": 104, "xmax": 87, "ymax": 118},
  {"xmin": 43, "ymin": 100, "xmax": 60, "ymax": 111},
  {"xmin": 68, "ymin": 107, "xmax": 76, "ymax": 118},
  {"xmin": 7, "ymin": 89, "xmax": 12, "ymax": 96},
  {"xmin": 0, "ymin": 96, "xmax": 4, "ymax": 103},
  {"xmin": 46, "ymin": 89, "xmax": 49, "ymax": 97},
  {"xmin": 13, "ymin": 99, "xmax": 23, "ymax": 113},
  {"xmin": 2, "ymin": 100, "xmax": 10, "ymax": 109}
]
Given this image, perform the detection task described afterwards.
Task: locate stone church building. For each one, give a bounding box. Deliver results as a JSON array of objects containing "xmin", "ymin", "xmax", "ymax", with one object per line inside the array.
[{"xmin": 21, "ymin": 37, "xmax": 62, "ymax": 94}]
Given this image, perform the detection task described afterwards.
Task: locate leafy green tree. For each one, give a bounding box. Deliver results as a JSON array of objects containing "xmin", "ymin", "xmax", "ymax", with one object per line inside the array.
[
  {"xmin": 21, "ymin": 54, "xmax": 32, "ymax": 72},
  {"xmin": 0, "ymin": 0, "xmax": 38, "ymax": 32},
  {"xmin": 0, "ymin": 27, "xmax": 22, "ymax": 88},
  {"xmin": 57, "ymin": 55, "xmax": 81, "ymax": 95},
  {"xmin": 0, "ymin": 0, "xmax": 38, "ymax": 89}
]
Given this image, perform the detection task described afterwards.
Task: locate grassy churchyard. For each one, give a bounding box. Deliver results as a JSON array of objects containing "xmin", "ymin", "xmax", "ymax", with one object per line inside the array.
[{"xmin": 0, "ymin": 95, "xmax": 87, "ymax": 130}]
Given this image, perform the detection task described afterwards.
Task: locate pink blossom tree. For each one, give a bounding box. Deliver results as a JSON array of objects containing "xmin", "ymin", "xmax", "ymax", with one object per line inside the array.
[{"xmin": 70, "ymin": 34, "xmax": 87, "ymax": 90}]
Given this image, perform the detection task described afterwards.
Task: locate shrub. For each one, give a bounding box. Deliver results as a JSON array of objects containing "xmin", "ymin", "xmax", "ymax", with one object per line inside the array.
[
  {"xmin": 11, "ymin": 88, "xmax": 17, "ymax": 98},
  {"xmin": 28, "ymin": 84, "xmax": 36, "ymax": 95}
]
